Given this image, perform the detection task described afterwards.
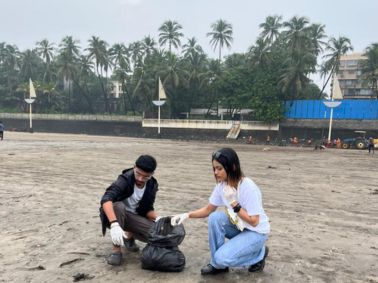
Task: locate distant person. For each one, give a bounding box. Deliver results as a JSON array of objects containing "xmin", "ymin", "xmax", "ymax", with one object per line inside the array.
[
  {"xmin": 99, "ymin": 155, "xmax": 161, "ymax": 266},
  {"xmin": 333, "ymin": 139, "xmax": 337, "ymax": 147},
  {"xmin": 291, "ymin": 136, "xmax": 298, "ymax": 145},
  {"xmin": 0, "ymin": 121, "xmax": 4, "ymax": 141},
  {"xmin": 314, "ymin": 144, "xmax": 326, "ymax": 150},
  {"xmin": 336, "ymin": 138, "xmax": 342, "ymax": 149},
  {"xmin": 247, "ymin": 135, "xmax": 253, "ymax": 144},
  {"xmin": 265, "ymin": 135, "xmax": 271, "ymax": 145},
  {"xmin": 171, "ymin": 148, "xmax": 270, "ymax": 275},
  {"xmin": 368, "ymin": 137, "xmax": 375, "ymax": 154}
]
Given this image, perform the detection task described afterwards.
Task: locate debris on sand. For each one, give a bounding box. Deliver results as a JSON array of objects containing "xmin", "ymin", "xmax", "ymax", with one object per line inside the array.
[{"xmin": 73, "ymin": 273, "xmax": 94, "ymax": 282}]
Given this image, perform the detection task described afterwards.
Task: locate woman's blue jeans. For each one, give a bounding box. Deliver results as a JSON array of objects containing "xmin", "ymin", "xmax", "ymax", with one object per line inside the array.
[{"xmin": 208, "ymin": 211, "xmax": 268, "ymax": 269}]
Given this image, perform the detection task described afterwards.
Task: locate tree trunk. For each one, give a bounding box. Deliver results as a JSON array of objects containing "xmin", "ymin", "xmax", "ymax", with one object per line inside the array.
[{"xmin": 319, "ymin": 65, "xmax": 336, "ymax": 98}]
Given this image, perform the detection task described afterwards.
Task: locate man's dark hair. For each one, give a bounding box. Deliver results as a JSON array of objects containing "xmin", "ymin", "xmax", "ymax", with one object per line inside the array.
[{"xmin": 135, "ymin": 155, "xmax": 157, "ymax": 173}]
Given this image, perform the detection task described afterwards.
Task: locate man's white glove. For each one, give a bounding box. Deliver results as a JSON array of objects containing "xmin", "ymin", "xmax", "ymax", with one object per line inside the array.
[
  {"xmin": 170, "ymin": 213, "xmax": 189, "ymax": 226},
  {"xmin": 223, "ymin": 185, "xmax": 237, "ymax": 205},
  {"xmin": 110, "ymin": 222, "xmax": 126, "ymax": 246}
]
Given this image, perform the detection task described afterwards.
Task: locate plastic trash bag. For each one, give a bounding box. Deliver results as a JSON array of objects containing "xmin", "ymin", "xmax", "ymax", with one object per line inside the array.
[
  {"xmin": 141, "ymin": 216, "xmax": 186, "ymax": 272},
  {"xmin": 141, "ymin": 245, "xmax": 185, "ymax": 272},
  {"xmin": 147, "ymin": 216, "xmax": 185, "ymax": 247}
]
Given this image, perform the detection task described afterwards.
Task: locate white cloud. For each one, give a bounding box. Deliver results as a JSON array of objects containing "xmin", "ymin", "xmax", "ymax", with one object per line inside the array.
[{"xmin": 119, "ymin": 0, "xmax": 143, "ymax": 6}]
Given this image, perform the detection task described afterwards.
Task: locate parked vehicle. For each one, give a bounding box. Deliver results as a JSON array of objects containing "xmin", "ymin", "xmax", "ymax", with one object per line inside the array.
[
  {"xmin": 342, "ymin": 137, "xmax": 368, "ymax": 149},
  {"xmin": 341, "ymin": 131, "xmax": 378, "ymax": 149}
]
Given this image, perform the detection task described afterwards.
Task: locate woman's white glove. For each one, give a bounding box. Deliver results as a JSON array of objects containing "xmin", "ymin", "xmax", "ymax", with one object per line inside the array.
[
  {"xmin": 223, "ymin": 185, "xmax": 237, "ymax": 205},
  {"xmin": 170, "ymin": 213, "xmax": 189, "ymax": 226},
  {"xmin": 110, "ymin": 222, "xmax": 126, "ymax": 246}
]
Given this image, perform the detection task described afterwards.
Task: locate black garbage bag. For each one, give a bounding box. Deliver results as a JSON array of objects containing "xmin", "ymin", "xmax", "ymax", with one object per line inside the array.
[
  {"xmin": 141, "ymin": 216, "xmax": 186, "ymax": 272},
  {"xmin": 141, "ymin": 245, "xmax": 185, "ymax": 272},
  {"xmin": 147, "ymin": 216, "xmax": 185, "ymax": 247}
]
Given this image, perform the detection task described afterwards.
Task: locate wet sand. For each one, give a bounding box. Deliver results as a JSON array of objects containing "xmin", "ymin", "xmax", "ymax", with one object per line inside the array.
[{"xmin": 0, "ymin": 132, "xmax": 377, "ymax": 283}]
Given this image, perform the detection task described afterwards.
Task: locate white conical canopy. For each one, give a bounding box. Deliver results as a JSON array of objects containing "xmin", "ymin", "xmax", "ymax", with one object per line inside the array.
[
  {"xmin": 158, "ymin": 77, "xmax": 166, "ymax": 100},
  {"xmin": 29, "ymin": 78, "xmax": 36, "ymax": 98},
  {"xmin": 331, "ymin": 74, "xmax": 343, "ymax": 100}
]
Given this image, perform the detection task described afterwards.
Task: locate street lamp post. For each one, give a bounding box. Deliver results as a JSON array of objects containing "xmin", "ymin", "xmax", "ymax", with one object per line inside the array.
[
  {"xmin": 25, "ymin": 78, "xmax": 36, "ymax": 132},
  {"xmin": 323, "ymin": 100, "xmax": 341, "ymax": 142},
  {"xmin": 323, "ymin": 73, "xmax": 343, "ymax": 143},
  {"xmin": 152, "ymin": 78, "xmax": 167, "ymax": 135}
]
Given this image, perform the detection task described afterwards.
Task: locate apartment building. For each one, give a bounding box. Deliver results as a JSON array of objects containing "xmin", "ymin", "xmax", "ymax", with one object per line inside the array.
[
  {"xmin": 108, "ymin": 80, "xmax": 124, "ymax": 112},
  {"xmin": 336, "ymin": 53, "xmax": 374, "ymax": 99}
]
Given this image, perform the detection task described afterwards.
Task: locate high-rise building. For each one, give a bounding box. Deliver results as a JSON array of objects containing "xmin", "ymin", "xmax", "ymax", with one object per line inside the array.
[{"xmin": 336, "ymin": 53, "xmax": 374, "ymax": 99}]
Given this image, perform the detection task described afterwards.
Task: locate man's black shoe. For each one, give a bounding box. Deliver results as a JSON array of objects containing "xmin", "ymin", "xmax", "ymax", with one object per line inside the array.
[
  {"xmin": 107, "ymin": 252, "xmax": 122, "ymax": 266},
  {"xmin": 249, "ymin": 246, "xmax": 269, "ymax": 272},
  {"xmin": 201, "ymin": 264, "xmax": 229, "ymax": 275},
  {"xmin": 124, "ymin": 238, "xmax": 139, "ymax": 252}
]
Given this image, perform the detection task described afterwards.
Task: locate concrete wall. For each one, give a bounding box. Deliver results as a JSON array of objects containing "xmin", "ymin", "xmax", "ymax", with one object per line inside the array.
[
  {"xmin": 2, "ymin": 117, "xmax": 378, "ymax": 143},
  {"xmin": 281, "ymin": 119, "xmax": 378, "ymax": 130},
  {"xmin": 143, "ymin": 119, "xmax": 279, "ymax": 131}
]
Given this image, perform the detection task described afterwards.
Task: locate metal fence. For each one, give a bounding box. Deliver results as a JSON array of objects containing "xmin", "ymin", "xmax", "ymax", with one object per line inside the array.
[
  {"xmin": 0, "ymin": 113, "xmax": 142, "ymax": 122},
  {"xmin": 285, "ymin": 100, "xmax": 378, "ymax": 120}
]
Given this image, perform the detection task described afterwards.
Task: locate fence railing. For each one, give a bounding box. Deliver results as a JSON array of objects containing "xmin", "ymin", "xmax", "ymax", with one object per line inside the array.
[{"xmin": 0, "ymin": 112, "xmax": 142, "ymax": 122}]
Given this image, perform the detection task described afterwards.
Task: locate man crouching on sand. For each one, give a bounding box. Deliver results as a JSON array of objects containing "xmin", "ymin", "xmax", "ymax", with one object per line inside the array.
[{"xmin": 99, "ymin": 155, "xmax": 160, "ymax": 266}]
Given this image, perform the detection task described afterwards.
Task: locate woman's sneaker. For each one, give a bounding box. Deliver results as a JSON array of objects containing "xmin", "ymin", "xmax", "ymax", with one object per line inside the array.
[
  {"xmin": 201, "ymin": 264, "xmax": 229, "ymax": 275},
  {"xmin": 249, "ymin": 246, "xmax": 269, "ymax": 272}
]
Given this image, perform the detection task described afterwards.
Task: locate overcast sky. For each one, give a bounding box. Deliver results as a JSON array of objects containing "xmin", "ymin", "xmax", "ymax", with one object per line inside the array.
[{"xmin": 1, "ymin": 0, "xmax": 378, "ymax": 86}]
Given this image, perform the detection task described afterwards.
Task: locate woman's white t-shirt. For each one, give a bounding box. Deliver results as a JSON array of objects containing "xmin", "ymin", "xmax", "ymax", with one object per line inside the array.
[{"xmin": 209, "ymin": 177, "xmax": 270, "ymax": 234}]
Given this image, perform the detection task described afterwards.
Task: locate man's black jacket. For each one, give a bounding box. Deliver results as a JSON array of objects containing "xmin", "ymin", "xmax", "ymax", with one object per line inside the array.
[{"xmin": 99, "ymin": 168, "xmax": 158, "ymax": 235}]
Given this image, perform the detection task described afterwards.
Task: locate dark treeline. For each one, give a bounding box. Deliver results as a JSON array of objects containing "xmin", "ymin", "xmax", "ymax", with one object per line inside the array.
[{"xmin": 0, "ymin": 15, "xmax": 377, "ymax": 121}]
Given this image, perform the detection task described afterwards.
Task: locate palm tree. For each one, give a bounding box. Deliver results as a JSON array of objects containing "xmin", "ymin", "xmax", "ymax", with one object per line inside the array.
[
  {"xmin": 207, "ymin": 19, "xmax": 233, "ymax": 61},
  {"xmin": 19, "ymin": 49, "xmax": 42, "ymax": 81},
  {"xmin": 248, "ymin": 38, "xmax": 271, "ymax": 68},
  {"xmin": 162, "ymin": 53, "xmax": 183, "ymax": 88},
  {"xmin": 56, "ymin": 52, "xmax": 77, "ymax": 112},
  {"xmin": 278, "ymin": 54, "xmax": 313, "ymax": 99},
  {"xmin": 0, "ymin": 43, "xmax": 19, "ymax": 70},
  {"xmin": 182, "ymin": 37, "xmax": 204, "ymax": 58},
  {"xmin": 184, "ymin": 50, "xmax": 207, "ymax": 114},
  {"xmin": 109, "ymin": 43, "xmax": 129, "ymax": 71},
  {"xmin": 86, "ymin": 36, "xmax": 111, "ymax": 112},
  {"xmin": 259, "ymin": 15, "xmax": 282, "ymax": 45},
  {"xmin": 74, "ymin": 55, "xmax": 95, "ymax": 113},
  {"xmin": 319, "ymin": 36, "xmax": 353, "ymax": 97},
  {"xmin": 158, "ymin": 20, "xmax": 184, "ymax": 53},
  {"xmin": 129, "ymin": 41, "xmax": 144, "ymax": 69},
  {"xmin": 283, "ymin": 16, "xmax": 310, "ymax": 56},
  {"xmin": 39, "ymin": 82, "xmax": 58, "ymax": 111},
  {"xmin": 361, "ymin": 43, "xmax": 378, "ymax": 98},
  {"xmin": 308, "ymin": 23, "xmax": 326, "ymax": 56},
  {"xmin": 280, "ymin": 16, "xmax": 322, "ymax": 99},
  {"xmin": 160, "ymin": 53, "xmax": 185, "ymax": 117},
  {"xmin": 142, "ymin": 35, "xmax": 157, "ymax": 57},
  {"xmin": 36, "ymin": 39, "xmax": 55, "ymax": 83},
  {"xmin": 0, "ymin": 43, "xmax": 20, "ymax": 105},
  {"xmin": 58, "ymin": 36, "xmax": 80, "ymax": 112},
  {"xmin": 203, "ymin": 59, "xmax": 222, "ymax": 115},
  {"xmin": 59, "ymin": 36, "xmax": 80, "ymax": 62}
]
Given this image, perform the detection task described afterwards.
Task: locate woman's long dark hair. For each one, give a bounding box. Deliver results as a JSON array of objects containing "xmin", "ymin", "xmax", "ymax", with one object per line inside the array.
[{"xmin": 212, "ymin": 148, "xmax": 243, "ymax": 188}]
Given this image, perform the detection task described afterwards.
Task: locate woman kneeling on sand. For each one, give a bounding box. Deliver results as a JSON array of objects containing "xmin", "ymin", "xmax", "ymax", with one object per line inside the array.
[{"xmin": 171, "ymin": 148, "xmax": 270, "ymax": 275}]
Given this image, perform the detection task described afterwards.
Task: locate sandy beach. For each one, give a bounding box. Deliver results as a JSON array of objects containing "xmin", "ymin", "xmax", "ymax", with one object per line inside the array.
[{"xmin": 0, "ymin": 132, "xmax": 377, "ymax": 283}]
